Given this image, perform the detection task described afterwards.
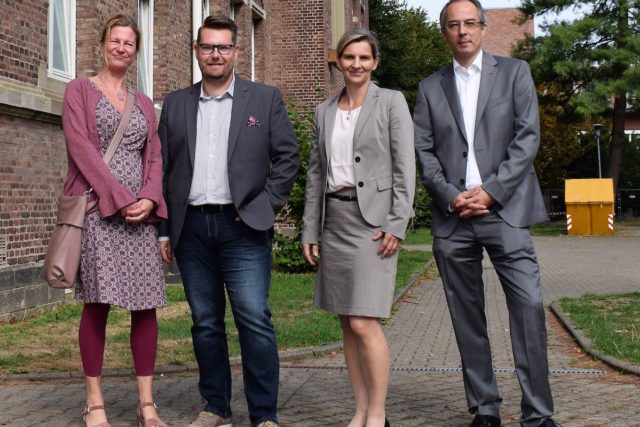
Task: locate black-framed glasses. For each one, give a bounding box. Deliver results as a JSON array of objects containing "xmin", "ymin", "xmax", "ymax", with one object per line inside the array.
[
  {"xmin": 446, "ymin": 19, "xmax": 485, "ymax": 32},
  {"xmin": 198, "ymin": 43, "xmax": 235, "ymax": 55}
]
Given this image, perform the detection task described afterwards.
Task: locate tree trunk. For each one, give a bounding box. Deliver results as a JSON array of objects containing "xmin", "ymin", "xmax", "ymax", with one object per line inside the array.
[
  {"xmin": 608, "ymin": 93, "xmax": 626, "ymax": 191},
  {"xmin": 607, "ymin": 0, "xmax": 630, "ymax": 192}
]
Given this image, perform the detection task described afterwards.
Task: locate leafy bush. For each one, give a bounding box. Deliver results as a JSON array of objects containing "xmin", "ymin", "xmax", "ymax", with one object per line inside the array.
[
  {"xmin": 272, "ymin": 232, "xmax": 310, "ymax": 273},
  {"xmin": 272, "ymin": 99, "xmax": 315, "ymax": 273},
  {"xmin": 412, "ymin": 180, "xmax": 432, "ymax": 229}
]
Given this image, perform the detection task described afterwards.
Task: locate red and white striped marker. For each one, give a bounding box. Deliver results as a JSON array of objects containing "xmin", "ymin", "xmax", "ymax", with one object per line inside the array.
[
  {"xmin": 567, "ymin": 213, "xmax": 573, "ymax": 231},
  {"xmin": 608, "ymin": 213, "xmax": 614, "ymax": 231}
]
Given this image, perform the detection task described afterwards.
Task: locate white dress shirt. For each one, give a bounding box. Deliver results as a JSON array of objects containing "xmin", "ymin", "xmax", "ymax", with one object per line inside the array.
[
  {"xmin": 453, "ymin": 50, "xmax": 483, "ymax": 189},
  {"xmin": 188, "ymin": 76, "xmax": 235, "ymax": 205}
]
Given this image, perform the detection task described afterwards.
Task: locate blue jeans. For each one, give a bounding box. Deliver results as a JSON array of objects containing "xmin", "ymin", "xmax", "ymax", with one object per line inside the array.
[{"xmin": 174, "ymin": 208, "xmax": 279, "ymax": 426}]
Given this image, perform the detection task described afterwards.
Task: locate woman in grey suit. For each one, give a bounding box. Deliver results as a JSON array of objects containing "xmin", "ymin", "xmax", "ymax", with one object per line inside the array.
[{"xmin": 301, "ymin": 28, "xmax": 415, "ymax": 427}]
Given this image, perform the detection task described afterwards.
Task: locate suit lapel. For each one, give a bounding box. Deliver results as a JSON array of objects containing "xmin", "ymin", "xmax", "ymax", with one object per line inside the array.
[
  {"xmin": 353, "ymin": 83, "xmax": 378, "ymax": 146},
  {"xmin": 440, "ymin": 66, "xmax": 468, "ymax": 143},
  {"xmin": 475, "ymin": 52, "xmax": 498, "ymax": 132},
  {"xmin": 186, "ymin": 83, "xmax": 201, "ymax": 168},
  {"xmin": 323, "ymin": 94, "xmax": 339, "ymax": 162},
  {"xmin": 228, "ymin": 75, "xmax": 250, "ymax": 161}
]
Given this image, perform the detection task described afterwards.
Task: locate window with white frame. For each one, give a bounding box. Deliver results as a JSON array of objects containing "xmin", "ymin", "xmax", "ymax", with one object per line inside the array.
[
  {"xmin": 138, "ymin": 0, "xmax": 154, "ymax": 97},
  {"xmin": 230, "ymin": 1, "xmax": 236, "ymax": 19},
  {"xmin": 48, "ymin": 0, "xmax": 76, "ymax": 80},
  {"xmin": 251, "ymin": 19, "xmax": 256, "ymax": 81}
]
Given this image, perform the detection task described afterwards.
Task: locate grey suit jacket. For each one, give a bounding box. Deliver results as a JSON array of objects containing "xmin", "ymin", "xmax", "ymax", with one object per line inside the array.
[
  {"xmin": 414, "ymin": 52, "xmax": 547, "ymax": 238},
  {"xmin": 158, "ymin": 75, "xmax": 300, "ymax": 247},
  {"xmin": 301, "ymin": 83, "xmax": 415, "ymax": 244}
]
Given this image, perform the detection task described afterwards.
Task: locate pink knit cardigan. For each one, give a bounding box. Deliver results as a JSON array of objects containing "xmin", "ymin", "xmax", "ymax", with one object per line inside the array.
[{"xmin": 61, "ymin": 77, "xmax": 167, "ymax": 221}]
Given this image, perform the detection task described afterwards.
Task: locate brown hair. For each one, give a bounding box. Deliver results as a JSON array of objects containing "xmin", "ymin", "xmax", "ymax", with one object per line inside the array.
[
  {"xmin": 100, "ymin": 14, "xmax": 141, "ymax": 53},
  {"xmin": 197, "ymin": 15, "xmax": 238, "ymax": 45}
]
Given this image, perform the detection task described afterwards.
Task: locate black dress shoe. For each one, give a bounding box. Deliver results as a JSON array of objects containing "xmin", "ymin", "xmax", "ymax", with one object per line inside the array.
[
  {"xmin": 539, "ymin": 418, "xmax": 562, "ymax": 427},
  {"xmin": 470, "ymin": 414, "xmax": 501, "ymax": 427}
]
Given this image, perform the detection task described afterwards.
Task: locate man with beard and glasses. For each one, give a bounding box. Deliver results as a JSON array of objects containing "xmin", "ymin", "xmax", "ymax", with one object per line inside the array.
[{"xmin": 158, "ymin": 15, "xmax": 299, "ymax": 427}]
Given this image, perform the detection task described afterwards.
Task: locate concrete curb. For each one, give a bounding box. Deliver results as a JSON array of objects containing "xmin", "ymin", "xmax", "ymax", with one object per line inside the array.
[
  {"xmin": 1, "ymin": 255, "xmax": 436, "ymax": 383},
  {"xmin": 550, "ymin": 301, "xmax": 640, "ymax": 376}
]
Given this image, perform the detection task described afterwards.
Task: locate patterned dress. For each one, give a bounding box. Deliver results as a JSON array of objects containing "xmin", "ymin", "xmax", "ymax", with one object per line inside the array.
[{"xmin": 75, "ymin": 88, "xmax": 166, "ymax": 311}]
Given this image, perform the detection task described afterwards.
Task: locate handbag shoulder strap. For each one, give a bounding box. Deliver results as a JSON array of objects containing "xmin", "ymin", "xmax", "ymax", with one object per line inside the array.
[{"xmin": 102, "ymin": 88, "xmax": 136, "ymax": 166}]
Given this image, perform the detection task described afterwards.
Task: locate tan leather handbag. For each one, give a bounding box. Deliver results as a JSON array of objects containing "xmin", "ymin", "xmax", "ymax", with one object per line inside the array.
[{"xmin": 43, "ymin": 89, "xmax": 134, "ymax": 288}]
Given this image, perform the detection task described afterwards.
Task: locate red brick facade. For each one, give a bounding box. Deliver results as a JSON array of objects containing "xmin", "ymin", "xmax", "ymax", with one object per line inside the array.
[
  {"xmin": 0, "ymin": 0, "xmax": 368, "ymax": 318},
  {"xmin": 483, "ymin": 8, "xmax": 533, "ymax": 58}
]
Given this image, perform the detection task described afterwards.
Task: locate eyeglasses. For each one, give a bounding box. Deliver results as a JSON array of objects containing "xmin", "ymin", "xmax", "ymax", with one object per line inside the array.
[
  {"xmin": 198, "ymin": 44, "xmax": 235, "ymax": 55},
  {"xmin": 446, "ymin": 19, "xmax": 485, "ymax": 32}
]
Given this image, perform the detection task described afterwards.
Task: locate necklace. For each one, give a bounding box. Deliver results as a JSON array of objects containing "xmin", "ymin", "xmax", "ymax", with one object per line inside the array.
[
  {"xmin": 343, "ymin": 94, "xmax": 354, "ymax": 120},
  {"xmin": 98, "ymin": 74, "xmax": 126, "ymax": 102},
  {"xmin": 342, "ymin": 93, "xmax": 361, "ymax": 120}
]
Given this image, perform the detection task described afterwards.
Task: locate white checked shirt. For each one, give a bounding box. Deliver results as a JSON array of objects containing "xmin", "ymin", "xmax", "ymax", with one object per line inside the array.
[{"xmin": 453, "ymin": 50, "xmax": 483, "ymax": 189}]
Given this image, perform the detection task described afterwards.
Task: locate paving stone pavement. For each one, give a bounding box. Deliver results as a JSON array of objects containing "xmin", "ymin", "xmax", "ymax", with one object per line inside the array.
[{"xmin": 1, "ymin": 235, "xmax": 639, "ymax": 427}]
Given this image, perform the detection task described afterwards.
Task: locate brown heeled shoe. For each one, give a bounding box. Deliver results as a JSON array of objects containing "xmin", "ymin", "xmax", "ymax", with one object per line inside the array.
[
  {"xmin": 82, "ymin": 405, "xmax": 111, "ymax": 427},
  {"xmin": 138, "ymin": 402, "xmax": 167, "ymax": 427}
]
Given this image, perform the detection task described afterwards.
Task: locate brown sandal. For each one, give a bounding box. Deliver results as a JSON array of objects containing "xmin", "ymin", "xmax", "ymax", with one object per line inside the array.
[
  {"xmin": 82, "ymin": 405, "xmax": 111, "ymax": 427},
  {"xmin": 137, "ymin": 402, "xmax": 167, "ymax": 427}
]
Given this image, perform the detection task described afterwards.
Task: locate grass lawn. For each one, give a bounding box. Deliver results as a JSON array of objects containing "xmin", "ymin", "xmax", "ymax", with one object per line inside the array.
[
  {"xmin": 558, "ymin": 292, "xmax": 640, "ymax": 366},
  {"xmin": 530, "ymin": 220, "xmax": 567, "ymax": 236},
  {"xmin": 403, "ymin": 227, "xmax": 433, "ymax": 245},
  {"xmin": 0, "ymin": 249, "xmax": 431, "ymax": 375}
]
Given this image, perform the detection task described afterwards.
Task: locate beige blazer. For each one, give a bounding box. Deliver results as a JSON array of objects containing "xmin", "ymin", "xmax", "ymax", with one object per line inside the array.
[{"xmin": 301, "ymin": 83, "xmax": 415, "ymax": 244}]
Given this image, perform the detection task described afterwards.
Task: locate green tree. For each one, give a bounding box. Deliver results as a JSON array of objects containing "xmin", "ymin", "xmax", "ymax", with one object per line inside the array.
[
  {"xmin": 519, "ymin": 0, "xmax": 640, "ymax": 190},
  {"xmin": 369, "ymin": 0, "xmax": 448, "ymax": 228},
  {"xmin": 534, "ymin": 83, "xmax": 593, "ymax": 188},
  {"xmin": 369, "ymin": 0, "xmax": 450, "ymax": 109}
]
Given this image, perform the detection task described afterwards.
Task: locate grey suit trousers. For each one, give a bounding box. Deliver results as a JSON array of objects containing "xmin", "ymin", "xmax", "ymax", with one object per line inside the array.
[{"xmin": 433, "ymin": 212, "xmax": 554, "ymax": 427}]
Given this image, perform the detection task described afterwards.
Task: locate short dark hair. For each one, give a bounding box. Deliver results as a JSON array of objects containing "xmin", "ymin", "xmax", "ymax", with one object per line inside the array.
[
  {"xmin": 336, "ymin": 28, "xmax": 381, "ymax": 61},
  {"xmin": 197, "ymin": 15, "xmax": 238, "ymax": 45},
  {"xmin": 100, "ymin": 14, "xmax": 141, "ymax": 53},
  {"xmin": 439, "ymin": 0, "xmax": 488, "ymax": 32}
]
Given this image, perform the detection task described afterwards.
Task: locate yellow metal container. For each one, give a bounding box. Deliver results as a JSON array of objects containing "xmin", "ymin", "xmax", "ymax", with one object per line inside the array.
[{"xmin": 565, "ymin": 179, "xmax": 615, "ymax": 235}]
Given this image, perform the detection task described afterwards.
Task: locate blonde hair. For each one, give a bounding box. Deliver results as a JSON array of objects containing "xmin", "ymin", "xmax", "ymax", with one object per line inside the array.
[{"xmin": 336, "ymin": 28, "xmax": 380, "ymax": 60}]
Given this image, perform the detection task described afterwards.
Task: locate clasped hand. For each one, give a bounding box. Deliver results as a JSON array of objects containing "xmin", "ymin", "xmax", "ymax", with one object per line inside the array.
[
  {"xmin": 120, "ymin": 198, "xmax": 155, "ymax": 223},
  {"xmin": 450, "ymin": 186, "xmax": 494, "ymax": 219}
]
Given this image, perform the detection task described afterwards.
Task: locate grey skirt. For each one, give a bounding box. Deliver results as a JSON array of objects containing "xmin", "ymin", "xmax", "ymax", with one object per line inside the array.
[{"xmin": 315, "ymin": 189, "xmax": 398, "ymax": 318}]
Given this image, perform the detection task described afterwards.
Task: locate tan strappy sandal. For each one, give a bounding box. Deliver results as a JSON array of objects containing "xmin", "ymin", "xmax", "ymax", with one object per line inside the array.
[
  {"xmin": 82, "ymin": 405, "xmax": 111, "ymax": 427},
  {"xmin": 137, "ymin": 402, "xmax": 167, "ymax": 427}
]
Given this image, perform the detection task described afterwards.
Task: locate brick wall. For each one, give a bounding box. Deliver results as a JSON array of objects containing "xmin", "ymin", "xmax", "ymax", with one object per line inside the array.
[
  {"xmin": 483, "ymin": 8, "xmax": 533, "ymax": 58},
  {"xmin": 0, "ymin": 113, "xmax": 68, "ymax": 320},
  {"xmin": 0, "ymin": 114, "xmax": 65, "ymax": 266},
  {"xmin": 0, "ymin": 0, "xmax": 367, "ymax": 319},
  {"xmin": 266, "ymin": 0, "xmax": 369, "ymax": 110},
  {"xmin": 154, "ymin": 0, "xmax": 195, "ymax": 98},
  {"xmin": 0, "ymin": 0, "xmax": 47, "ymax": 85}
]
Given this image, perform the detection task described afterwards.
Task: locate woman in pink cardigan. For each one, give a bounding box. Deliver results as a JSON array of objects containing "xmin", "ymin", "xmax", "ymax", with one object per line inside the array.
[{"xmin": 61, "ymin": 14, "xmax": 167, "ymax": 427}]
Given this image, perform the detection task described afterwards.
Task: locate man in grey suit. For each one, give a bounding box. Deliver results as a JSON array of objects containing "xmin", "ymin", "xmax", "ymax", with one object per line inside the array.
[
  {"xmin": 158, "ymin": 15, "xmax": 299, "ymax": 427},
  {"xmin": 413, "ymin": 1, "xmax": 558, "ymax": 427}
]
